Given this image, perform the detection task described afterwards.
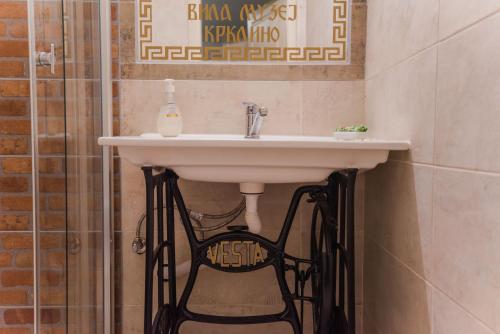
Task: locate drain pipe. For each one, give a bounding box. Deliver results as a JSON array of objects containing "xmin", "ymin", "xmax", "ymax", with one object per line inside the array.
[{"xmin": 240, "ymin": 183, "xmax": 264, "ymax": 234}]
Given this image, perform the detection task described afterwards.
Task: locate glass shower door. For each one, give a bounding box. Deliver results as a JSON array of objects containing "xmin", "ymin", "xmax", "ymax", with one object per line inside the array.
[{"xmin": 28, "ymin": 0, "xmax": 106, "ymax": 332}]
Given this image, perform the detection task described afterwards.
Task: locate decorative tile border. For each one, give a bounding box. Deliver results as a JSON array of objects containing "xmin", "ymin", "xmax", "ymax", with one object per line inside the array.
[{"xmin": 136, "ymin": 0, "xmax": 351, "ymax": 64}]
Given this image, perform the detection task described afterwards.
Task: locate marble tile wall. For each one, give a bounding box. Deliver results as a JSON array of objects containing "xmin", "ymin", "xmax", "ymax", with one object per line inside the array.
[{"xmin": 364, "ymin": 1, "xmax": 500, "ymax": 333}]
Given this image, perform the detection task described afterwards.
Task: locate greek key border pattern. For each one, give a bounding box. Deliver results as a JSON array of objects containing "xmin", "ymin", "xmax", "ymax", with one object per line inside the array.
[{"xmin": 137, "ymin": 0, "xmax": 350, "ymax": 63}]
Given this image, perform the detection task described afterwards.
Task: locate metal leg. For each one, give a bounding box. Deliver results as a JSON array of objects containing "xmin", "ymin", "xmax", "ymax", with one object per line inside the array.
[
  {"xmin": 142, "ymin": 168, "xmax": 358, "ymax": 334},
  {"xmin": 157, "ymin": 176, "xmax": 165, "ymax": 309},
  {"xmin": 166, "ymin": 174, "xmax": 177, "ymax": 325},
  {"xmin": 345, "ymin": 170, "xmax": 357, "ymax": 334},
  {"xmin": 330, "ymin": 170, "xmax": 358, "ymax": 334},
  {"xmin": 142, "ymin": 167, "xmax": 155, "ymax": 334},
  {"xmin": 338, "ymin": 181, "xmax": 346, "ymax": 314}
]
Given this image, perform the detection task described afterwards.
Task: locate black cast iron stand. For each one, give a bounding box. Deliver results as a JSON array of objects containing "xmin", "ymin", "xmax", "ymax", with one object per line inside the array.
[{"xmin": 142, "ymin": 167, "xmax": 358, "ymax": 334}]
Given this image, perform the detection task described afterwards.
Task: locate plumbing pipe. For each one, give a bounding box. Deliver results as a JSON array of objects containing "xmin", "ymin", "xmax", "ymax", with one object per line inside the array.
[
  {"xmin": 243, "ymin": 194, "xmax": 262, "ymax": 234},
  {"xmin": 239, "ymin": 183, "xmax": 264, "ymax": 234}
]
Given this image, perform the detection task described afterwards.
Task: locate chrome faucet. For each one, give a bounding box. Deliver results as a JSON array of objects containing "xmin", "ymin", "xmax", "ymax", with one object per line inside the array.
[{"xmin": 243, "ymin": 102, "xmax": 268, "ymax": 138}]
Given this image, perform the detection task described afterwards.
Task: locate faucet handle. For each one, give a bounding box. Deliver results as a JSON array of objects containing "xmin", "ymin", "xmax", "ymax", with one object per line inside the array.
[
  {"xmin": 242, "ymin": 101, "xmax": 257, "ymax": 113},
  {"xmin": 258, "ymin": 107, "xmax": 268, "ymax": 116}
]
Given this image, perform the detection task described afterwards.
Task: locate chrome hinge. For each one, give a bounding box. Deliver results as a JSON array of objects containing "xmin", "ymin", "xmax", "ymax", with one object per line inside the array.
[{"xmin": 35, "ymin": 43, "xmax": 55, "ymax": 75}]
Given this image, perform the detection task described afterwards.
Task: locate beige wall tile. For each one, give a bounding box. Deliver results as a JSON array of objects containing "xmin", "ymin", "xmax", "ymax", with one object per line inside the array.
[
  {"xmin": 365, "ymin": 161, "xmax": 433, "ymax": 279},
  {"xmin": 433, "ymin": 168, "xmax": 500, "ymax": 332},
  {"xmin": 433, "ymin": 289, "xmax": 496, "ymax": 334},
  {"xmin": 121, "ymin": 306, "xmax": 144, "ymax": 334},
  {"xmin": 365, "ymin": 0, "xmax": 439, "ymax": 78},
  {"xmin": 119, "ymin": 2, "xmax": 135, "ymax": 64},
  {"xmin": 351, "ymin": 4, "xmax": 367, "ymax": 66},
  {"xmin": 365, "ymin": 1, "xmax": 500, "ymax": 333},
  {"xmin": 120, "ymin": 160, "xmax": 146, "ymax": 232},
  {"xmin": 439, "ymin": 0, "xmax": 500, "ymax": 39},
  {"xmin": 120, "ymin": 231, "xmax": 146, "ymax": 306},
  {"xmin": 302, "ymin": 81, "xmax": 365, "ymax": 136},
  {"xmin": 120, "ymin": 80, "xmax": 303, "ymax": 136},
  {"xmin": 180, "ymin": 317, "xmax": 294, "ymax": 334},
  {"xmin": 356, "ymin": 304, "xmax": 364, "ymax": 334},
  {"xmin": 121, "ymin": 79, "xmax": 366, "ymax": 137},
  {"xmin": 121, "ymin": 63, "xmax": 365, "ymax": 81},
  {"xmin": 364, "ymin": 240, "xmax": 432, "ymax": 334},
  {"xmin": 363, "ymin": 312, "xmax": 380, "ymax": 334},
  {"xmin": 435, "ymin": 13, "xmax": 500, "ymax": 172},
  {"xmin": 366, "ymin": 47, "xmax": 437, "ymax": 163}
]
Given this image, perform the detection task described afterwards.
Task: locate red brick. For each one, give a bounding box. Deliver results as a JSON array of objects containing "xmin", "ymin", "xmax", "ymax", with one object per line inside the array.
[
  {"xmin": 48, "ymin": 195, "xmax": 64, "ymax": 210},
  {"xmin": 0, "ymin": 22, "xmax": 6, "ymax": 36},
  {"xmin": 0, "ymin": 41, "xmax": 29, "ymax": 57},
  {"xmin": 15, "ymin": 252, "xmax": 32, "ymax": 268},
  {"xmin": 0, "ymin": 120, "xmax": 30, "ymax": 135},
  {"xmin": 3, "ymin": 308, "xmax": 33, "ymax": 325},
  {"xmin": 0, "ymin": 328, "xmax": 31, "ymax": 334},
  {"xmin": 0, "ymin": 100, "xmax": 27, "ymax": 116},
  {"xmin": 0, "ymin": 196, "xmax": 32, "ymax": 211},
  {"xmin": 0, "ymin": 215, "xmax": 29, "ymax": 230},
  {"xmin": 1, "ymin": 271, "xmax": 33, "ymax": 287},
  {"xmin": 40, "ymin": 271, "xmax": 61, "ymax": 287},
  {"xmin": 0, "ymin": 290, "xmax": 28, "ymax": 305},
  {"xmin": 0, "ymin": 61, "xmax": 25, "ymax": 77},
  {"xmin": 40, "ymin": 176, "xmax": 65, "ymax": 193},
  {"xmin": 38, "ymin": 138, "xmax": 64, "ymax": 154},
  {"xmin": 2, "ymin": 157, "xmax": 32, "ymax": 173},
  {"xmin": 39, "ymin": 158, "xmax": 62, "ymax": 174},
  {"xmin": 40, "ymin": 288, "xmax": 65, "ymax": 305},
  {"xmin": 9, "ymin": 22, "xmax": 28, "ymax": 38},
  {"xmin": 0, "ymin": 80, "xmax": 30, "ymax": 97},
  {"xmin": 111, "ymin": 3, "xmax": 118, "ymax": 21},
  {"xmin": 0, "ymin": 3, "xmax": 28, "ymax": 19},
  {"xmin": 41, "ymin": 309, "xmax": 61, "ymax": 324},
  {"xmin": 1, "ymin": 234, "xmax": 32, "ymax": 249},
  {"xmin": 0, "ymin": 176, "xmax": 29, "ymax": 192},
  {"xmin": 43, "ymin": 252, "xmax": 64, "ymax": 269},
  {"xmin": 39, "ymin": 118, "xmax": 64, "ymax": 136},
  {"xmin": 37, "ymin": 100, "xmax": 63, "ymax": 116},
  {"xmin": 40, "ymin": 327, "xmax": 66, "ymax": 334},
  {"xmin": 0, "ymin": 138, "xmax": 29, "ymax": 155},
  {"xmin": 36, "ymin": 81, "xmax": 61, "ymax": 97},
  {"xmin": 40, "ymin": 214, "xmax": 65, "ymax": 230},
  {"xmin": 112, "ymin": 23, "xmax": 119, "ymax": 40},
  {"xmin": 40, "ymin": 235, "xmax": 64, "ymax": 249},
  {"xmin": 113, "ymin": 119, "xmax": 120, "ymax": 136},
  {"xmin": 0, "ymin": 252, "xmax": 12, "ymax": 267}
]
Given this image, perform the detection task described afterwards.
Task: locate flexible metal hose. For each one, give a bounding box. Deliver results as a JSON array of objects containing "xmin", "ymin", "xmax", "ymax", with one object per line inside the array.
[{"xmin": 132, "ymin": 198, "xmax": 246, "ymax": 254}]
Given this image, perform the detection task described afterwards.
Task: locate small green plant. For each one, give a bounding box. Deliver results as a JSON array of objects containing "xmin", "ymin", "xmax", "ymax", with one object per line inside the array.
[{"xmin": 335, "ymin": 125, "xmax": 368, "ymax": 132}]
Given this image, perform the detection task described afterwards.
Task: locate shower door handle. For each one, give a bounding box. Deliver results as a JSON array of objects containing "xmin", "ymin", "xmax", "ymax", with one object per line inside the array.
[{"xmin": 35, "ymin": 43, "xmax": 56, "ymax": 75}]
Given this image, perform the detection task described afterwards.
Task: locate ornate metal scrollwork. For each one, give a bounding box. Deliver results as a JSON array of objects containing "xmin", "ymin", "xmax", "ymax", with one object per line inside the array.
[{"xmin": 142, "ymin": 168, "xmax": 357, "ymax": 334}]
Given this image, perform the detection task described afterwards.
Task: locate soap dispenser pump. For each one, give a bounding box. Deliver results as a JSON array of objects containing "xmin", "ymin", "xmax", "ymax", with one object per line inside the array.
[{"xmin": 157, "ymin": 79, "xmax": 182, "ymax": 137}]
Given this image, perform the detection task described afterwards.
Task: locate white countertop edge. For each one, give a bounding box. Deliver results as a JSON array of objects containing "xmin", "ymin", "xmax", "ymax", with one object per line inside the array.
[{"xmin": 98, "ymin": 135, "xmax": 410, "ymax": 151}]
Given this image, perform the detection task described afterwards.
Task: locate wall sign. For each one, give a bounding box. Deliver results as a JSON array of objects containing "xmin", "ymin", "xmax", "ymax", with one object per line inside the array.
[{"xmin": 137, "ymin": 0, "xmax": 351, "ymax": 64}]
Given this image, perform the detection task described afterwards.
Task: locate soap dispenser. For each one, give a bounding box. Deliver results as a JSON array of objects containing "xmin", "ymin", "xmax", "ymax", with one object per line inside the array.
[{"xmin": 157, "ymin": 79, "xmax": 182, "ymax": 137}]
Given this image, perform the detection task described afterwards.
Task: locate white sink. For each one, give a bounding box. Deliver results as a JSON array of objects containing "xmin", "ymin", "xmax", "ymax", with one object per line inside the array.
[{"xmin": 98, "ymin": 134, "xmax": 409, "ymax": 184}]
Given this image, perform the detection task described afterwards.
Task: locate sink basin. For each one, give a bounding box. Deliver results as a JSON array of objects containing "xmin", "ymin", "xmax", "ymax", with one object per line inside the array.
[{"xmin": 98, "ymin": 134, "xmax": 409, "ymax": 184}]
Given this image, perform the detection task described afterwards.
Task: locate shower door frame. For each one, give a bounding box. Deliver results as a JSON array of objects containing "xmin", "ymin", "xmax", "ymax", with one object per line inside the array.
[
  {"xmin": 26, "ymin": 0, "xmax": 114, "ymax": 331},
  {"xmin": 100, "ymin": 0, "xmax": 114, "ymax": 332}
]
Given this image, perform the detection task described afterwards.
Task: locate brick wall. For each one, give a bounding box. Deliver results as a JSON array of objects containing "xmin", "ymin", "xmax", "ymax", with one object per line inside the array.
[{"xmin": 0, "ymin": 0, "xmax": 34, "ymax": 332}]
